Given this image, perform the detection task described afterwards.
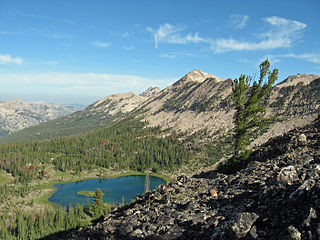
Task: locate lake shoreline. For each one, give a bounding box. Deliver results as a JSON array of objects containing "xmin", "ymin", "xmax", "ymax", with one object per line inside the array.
[{"xmin": 37, "ymin": 171, "xmax": 170, "ymax": 208}]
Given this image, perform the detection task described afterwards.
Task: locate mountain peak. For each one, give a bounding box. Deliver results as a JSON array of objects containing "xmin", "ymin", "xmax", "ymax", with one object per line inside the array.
[
  {"xmin": 175, "ymin": 69, "xmax": 224, "ymax": 86},
  {"xmin": 140, "ymin": 87, "xmax": 161, "ymax": 98}
]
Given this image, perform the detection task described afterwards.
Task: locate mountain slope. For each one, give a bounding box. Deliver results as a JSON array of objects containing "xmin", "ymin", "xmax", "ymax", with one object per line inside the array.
[
  {"xmin": 45, "ymin": 115, "xmax": 320, "ymax": 240},
  {"xmin": 135, "ymin": 71, "xmax": 320, "ymax": 150},
  {"xmin": 0, "ymin": 99, "xmax": 78, "ymax": 137},
  {"xmin": 1, "ymin": 70, "xmax": 319, "ymax": 149},
  {"xmin": 136, "ymin": 69, "xmax": 234, "ymax": 136},
  {"xmin": 0, "ymin": 91, "xmax": 153, "ymax": 143}
]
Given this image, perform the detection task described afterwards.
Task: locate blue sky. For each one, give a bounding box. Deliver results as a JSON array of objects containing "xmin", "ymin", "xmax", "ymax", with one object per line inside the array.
[{"xmin": 0, "ymin": 0, "xmax": 319, "ymax": 105}]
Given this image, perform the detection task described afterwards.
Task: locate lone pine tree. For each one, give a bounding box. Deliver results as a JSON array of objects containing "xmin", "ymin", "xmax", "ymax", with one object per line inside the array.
[
  {"xmin": 233, "ymin": 59, "xmax": 278, "ymax": 160},
  {"xmin": 218, "ymin": 59, "xmax": 278, "ymax": 173}
]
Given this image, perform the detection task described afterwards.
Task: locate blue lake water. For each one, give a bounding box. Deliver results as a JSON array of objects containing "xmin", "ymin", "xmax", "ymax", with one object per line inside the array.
[{"xmin": 48, "ymin": 175, "xmax": 166, "ymax": 208}]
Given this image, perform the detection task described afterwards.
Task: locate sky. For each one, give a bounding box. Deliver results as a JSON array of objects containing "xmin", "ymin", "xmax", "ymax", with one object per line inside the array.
[{"xmin": 0, "ymin": 0, "xmax": 319, "ymax": 105}]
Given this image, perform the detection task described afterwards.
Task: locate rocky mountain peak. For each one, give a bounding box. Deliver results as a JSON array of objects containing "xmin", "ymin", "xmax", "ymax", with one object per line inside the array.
[
  {"xmin": 139, "ymin": 87, "xmax": 161, "ymax": 98},
  {"xmin": 173, "ymin": 69, "xmax": 224, "ymax": 87},
  {"xmin": 89, "ymin": 91, "xmax": 147, "ymax": 117},
  {"xmin": 277, "ymin": 73, "xmax": 319, "ymax": 87}
]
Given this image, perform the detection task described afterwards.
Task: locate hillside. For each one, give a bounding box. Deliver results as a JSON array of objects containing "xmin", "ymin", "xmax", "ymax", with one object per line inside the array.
[
  {"xmin": 137, "ymin": 71, "xmax": 319, "ymax": 143},
  {"xmin": 44, "ymin": 114, "xmax": 320, "ymax": 240},
  {"xmin": 0, "ymin": 70, "xmax": 319, "ymax": 168},
  {"xmin": 0, "ymin": 89, "xmax": 158, "ymax": 143},
  {"xmin": 0, "ymin": 99, "xmax": 79, "ymax": 137},
  {"xmin": 0, "ymin": 70, "xmax": 319, "ymax": 239}
]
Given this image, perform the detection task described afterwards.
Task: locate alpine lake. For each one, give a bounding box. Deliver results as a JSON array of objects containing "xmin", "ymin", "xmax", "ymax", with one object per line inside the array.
[{"xmin": 48, "ymin": 175, "xmax": 166, "ymax": 208}]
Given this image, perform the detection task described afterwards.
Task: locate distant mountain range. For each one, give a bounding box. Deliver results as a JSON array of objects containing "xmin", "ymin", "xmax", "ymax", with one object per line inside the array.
[
  {"xmin": 0, "ymin": 87, "xmax": 160, "ymax": 142},
  {"xmin": 0, "ymin": 70, "xmax": 319, "ymax": 150},
  {"xmin": 0, "ymin": 99, "xmax": 81, "ymax": 137}
]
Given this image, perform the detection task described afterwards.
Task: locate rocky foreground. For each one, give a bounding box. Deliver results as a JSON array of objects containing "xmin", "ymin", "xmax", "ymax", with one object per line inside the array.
[{"xmin": 45, "ymin": 115, "xmax": 320, "ymax": 240}]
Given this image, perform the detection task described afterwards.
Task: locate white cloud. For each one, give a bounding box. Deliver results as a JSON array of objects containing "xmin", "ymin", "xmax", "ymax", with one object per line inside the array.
[
  {"xmin": 283, "ymin": 53, "xmax": 320, "ymax": 64},
  {"xmin": 263, "ymin": 53, "xmax": 320, "ymax": 64},
  {"xmin": 230, "ymin": 14, "xmax": 249, "ymax": 29},
  {"xmin": 160, "ymin": 52, "xmax": 192, "ymax": 59},
  {"xmin": 211, "ymin": 16, "xmax": 307, "ymax": 52},
  {"xmin": 0, "ymin": 54, "xmax": 23, "ymax": 65},
  {"xmin": 8, "ymin": 9, "xmax": 51, "ymax": 20},
  {"xmin": 91, "ymin": 41, "xmax": 110, "ymax": 48},
  {"xmin": 147, "ymin": 23, "xmax": 206, "ymax": 48},
  {"xmin": 261, "ymin": 16, "xmax": 306, "ymax": 41},
  {"xmin": 27, "ymin": 28, "xmax": 72, "ymax": 39},
  {"xmin": 0, "ymin": 29, "xmax": 71, "ymax": 39},
  {"xmin": 0, "ymin": 31, "xmax": 19, "ymax": 35}
]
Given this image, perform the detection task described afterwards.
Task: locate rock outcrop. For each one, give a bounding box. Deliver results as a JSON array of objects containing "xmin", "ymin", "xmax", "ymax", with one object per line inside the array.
[{"xmin": 46, "ymin": 115, "xmax": 320, "ymax": 239}]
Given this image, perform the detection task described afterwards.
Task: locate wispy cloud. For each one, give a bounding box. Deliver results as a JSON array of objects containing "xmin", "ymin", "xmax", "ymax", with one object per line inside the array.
[
  {"xmin": 211, "ymin": 16, "xmax": 307, "ymax": 52},
  {"xmin": 160, "ymin": 52, "xmax": 192, "ymax": 59},
  {"xmin": 92, "ymin": 41, "xmax": 110, "ymax": 48},
  {"xmin": 263, "ymin": 52, "xmax": 320, "ymax": 64},
  {"xmin": 0, "ymin": 28, "xmax": 71, "ymax": 39},
  {"xmin": 147, "ymin": 23, "xmax": 206, "ymax": 48},
  {"xmin": 28, "ymin": 28, "xmax": 72, "ymax": 39},
  {"xmin": 282, "ymin": 53, "xmax": 320, "ymax": 64},
  {"xmin": 7, "ymin": 9, "xmax": 51, "ymax": 20},
  {"xmin": 148, "ymin": 17, "xmax": 306, "ymax": 53},
  {"xmin": 0, "ymin": 54, "xmax": 23, "ymax": 65},
  {"xmin": 0, "ymin": 31, "xmax": 20, "ymax": 36},
  {"xmin": 230, "ymin": 14, "xmax": 249, "ymax": 29}
]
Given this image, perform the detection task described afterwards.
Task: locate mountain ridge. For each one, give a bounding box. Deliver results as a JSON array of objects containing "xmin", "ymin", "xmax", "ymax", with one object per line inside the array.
[
  {"xmin": 1, "ymin": 70, "xmax": 319, "ymax": 148},
  {"xmin": 0, "ymin": 87, "xmax": 160, "ymax": 142},
  {"xmin": 0, "ymin": 99, "xmax": 79, "ymax": 136}
]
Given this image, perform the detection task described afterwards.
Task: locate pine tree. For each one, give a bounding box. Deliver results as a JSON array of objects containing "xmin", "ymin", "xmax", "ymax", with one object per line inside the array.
[
  {"xmin": 220, "ymin": 59, "xmax": 278, "ymax": 172},
  {"xmin": 233, "ymin": 59, "xmax": 278, "ymax": 158},
  {"xmin": 91, "ymin": 188, "xmax": 104, "ymax": 218}
]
